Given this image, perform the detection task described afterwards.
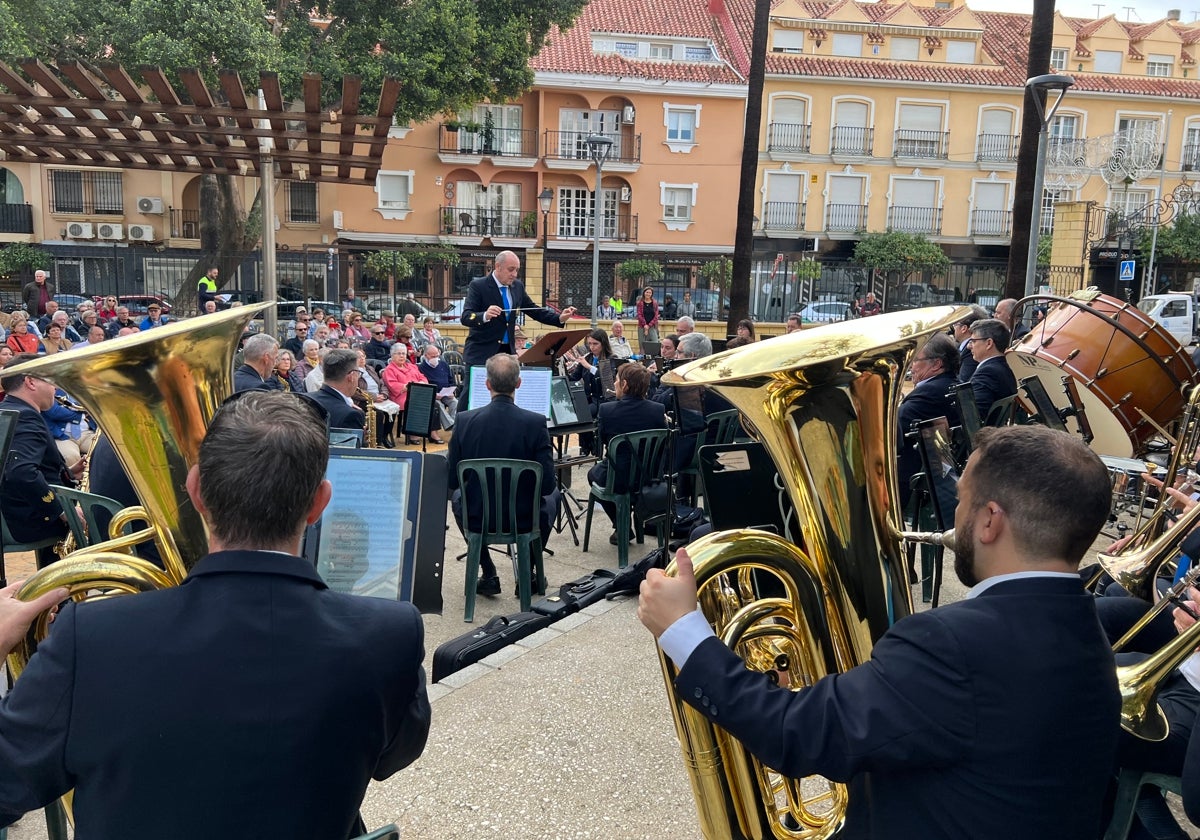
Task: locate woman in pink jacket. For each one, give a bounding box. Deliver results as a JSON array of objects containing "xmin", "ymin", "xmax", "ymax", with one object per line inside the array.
[{"xmin": 381, "ymin": 331, "xmax": 433, "ymax": 444}]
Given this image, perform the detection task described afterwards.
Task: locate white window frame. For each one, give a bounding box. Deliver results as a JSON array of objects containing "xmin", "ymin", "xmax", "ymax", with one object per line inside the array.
[
  {"xmin": 772, "ymin": 29, "xmax": 804, "ymax": 54},
  {"xmin": 1094, "ymin": 50, "xmax": 1123, "ymax": 74},
  {"xmin": 945, "ymin": 41, "xmax": 975, "ymax": 64},
  {"xmin": 660, "ymin": 182, "xmax": 698, "ymax": 231},
  {"xmin": 374, "ymin": 170, "xmax": 415, "ymax": 220},
  {"xmin": 1040, "ymin": 187, "xmax": 1075, "ymax": 234},
  {"xmin": 663, "ymin": 102, "xmax": 702, "ymax": 153},
  {"xmin": 970, "ymin": 179, "xmax": 1011, "ymax": 236},
  {"xmin": 831, "ymin": 33, "xmax": 862, "ymax": 57},
  {"xmin": 891, "ymin": 37, "xmax": 919, "ymax": 61},
  {"xmin": 1050, "ymin": 48, "xmax": 1068, "ymax": 72},
  {"xmin": 1147, "ymin": 53, "xmax": 1173, "ymax": 77},
  {"xmin": 649, "ymin": 42, "xmax": 674, "ymax": 59}
]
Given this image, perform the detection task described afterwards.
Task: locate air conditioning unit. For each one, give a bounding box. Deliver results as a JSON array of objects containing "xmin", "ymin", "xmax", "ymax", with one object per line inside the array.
[
  {"xmin": 66, "ymin": 222, "xmax": 94, "ymax": 239},
  {"xmin": 620, "ymin": 186, "xmax": 632, "ymax": 203},
  {"xmin": 97, "ymin": 223, "xmax": 124, "ymax": 240},
  {"xmin": 136, "ymin": 196, "xmax": 164, "ymax": 214},
  {"xmin": 622, "ymin": 105, "xmax": 636, "ymax": 123},
  {"xmin": 332, "ymin": 210, "xmax": 344, "ymax": 230},
  {"xmin": 128, "ymin": 224, "xmax": 156, "ymax": 242}
]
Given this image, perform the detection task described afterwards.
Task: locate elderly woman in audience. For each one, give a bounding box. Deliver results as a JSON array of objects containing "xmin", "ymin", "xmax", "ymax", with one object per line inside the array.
[
  {"xmin": 344, "ymin": 310, "xmax": 371, "ymax": 343},
  {"xmin": 414, "ymin": 316, "xmax": 441, "ymax": 352},
  {"xmin": 609, "ymin": 320, "xmax": 634, "ymax": 359},
  {"xmin": 273, "ymin": 349, "xmax": 305, "ymax": 392},
  {"xmin": 418, "ymin": 343, "xmax": 457, "ymax": 431},
  {"xmin": 382, "ymin": 340, "xmax": 434, "ymax": 445},
  {"xmin": 297, "ymin": 339, "xmax": 322, "ymax": 388},
  {"xmin": 5, "ymin": 313, "xmax": 42, "ymax": 354},
  {"xmin": 41, "ymin": 321, "xmax": 73, "ymax": 355},
  {"xmin": 355, "ymin": 348, "xmax": 397, "ymax": 447},
  {"xmin": 0, "ymin": 345, "xmax": 12, "ymax": 399}
]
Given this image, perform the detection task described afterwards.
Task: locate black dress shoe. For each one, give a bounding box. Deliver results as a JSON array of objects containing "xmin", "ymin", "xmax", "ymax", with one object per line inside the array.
[
  {"xmin": 475, "ymin": 575, "xmax": 501, "ymax": 596},
  {"xmin": 609, "ymin": 531, "xmax": 633, "ymax": 545}
]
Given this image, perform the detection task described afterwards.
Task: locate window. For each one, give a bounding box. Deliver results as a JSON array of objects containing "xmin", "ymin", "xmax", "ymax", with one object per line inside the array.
[
  {"xmin": 1050, "ymin": 114, "xmax": 1078, "ymax": 141},
  {"xmin": 663, "ymin": 103, "xmax": 702, "ymax": 152},
  {"xmin": 769, "ymin": 98, "xmax": 809, "ymax": 152},
  {"xmin": 1050, "ymin": 48, "xmax": 1068, "ymax": 71},
  {"xmin": 48, "ymin": 169, "xmax": 122, "ymax": 215},
  {"xmin": 1094, "ymin": 50, "xmax": 1123, "ymax": 73},
  {"xmin": 978, "ymin": 109, "xmax": 1016, "ymax": 161},
  {"xmin": 559, "ymin": 109, "xmax": 624, "ymax": 159},
  {"xmin": 1184, "ymin": 126, "xmax": 1200, "ymax": 170},
  {"xmin": 891, "ymin": 37, "xmax": 919, "ymax": 61},
  {"xmin": 946, "ymin": 41, "xmax": 975, "ymax": 64},
  {"xmin": 286, "ymin": 182, "xmax": 318, "ymax": 224},
  {"xmin": 773, "ymin": 29, "xmax": 804, "ymax": 54},
  {"xmin": 557, "ymin": 187, "xmax": 618, "ymax": 238},
  {"xmin": 462, "ymin": 104, "xmax": 525, "ymax": 155},
  {"xmin": 826, "ymin": 175, "xmax": 867, "ymax": 231},
  {"xmin": 684, "ymin": 45, "xmax": 714, "ymax": 61},
  {"xmin": 895, "ymin": 103, "xmax": 946, "ymax": 158},
  {"xmin": 615, "ymin": 41, "xmax": 637, "ymax": 58},
  {"xmin": 1111, "ymin": 187, "xmax": 1153, "ymax": 217},
  {"xmin": 1147, "ymin": 54, "xmax": 1174, "ymax": 77},
  {"xmin": 763, "ymin": 172, "xmax": 804, "ymax": 230},
  {"xmin": 1040, "ymin": 188, "xmax": 1073, "ymax": 234},
  {"xmin": 889, "ymin": 178, "xmax": 940, "ymax": 234},
  {"xmin": 649, "ymin": 43, "xmax": 673, "ymax": 59},
  {"xmin": 832, "ymin": 100, "xmax": 871, "ymax": 155},
  {"xmin": 832, "ymin": 34, "xmax": 863, "ymax": 57},
  {"xmin": 374, "ymin": 170, "xmax": 414, "ymax": 220},
  {"xmin": 972, "ymin": 182, "xmax": 1010, "ymax": 236},
  {"xmin": 660, "ymin": 182, "xmax": 698, "ymax": 231}
]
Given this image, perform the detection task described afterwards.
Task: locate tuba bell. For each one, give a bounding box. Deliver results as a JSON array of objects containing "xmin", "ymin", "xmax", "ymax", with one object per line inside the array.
[{"xmin": 655, "ymin": 306, "xmax": 968, "ymax": 839}]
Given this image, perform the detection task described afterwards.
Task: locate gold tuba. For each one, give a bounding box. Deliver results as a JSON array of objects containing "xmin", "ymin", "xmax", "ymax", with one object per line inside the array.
[
  {"xmin": 6, "ymin": 303, "xmax": 271, "ymax": 676},
  {"xmin": 656, "ymin": 306, "xmax": 967, "ymax": 839}
]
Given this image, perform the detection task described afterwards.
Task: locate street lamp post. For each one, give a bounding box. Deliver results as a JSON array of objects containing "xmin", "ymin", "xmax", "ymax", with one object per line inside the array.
[
  {"xmin": 538, "ymin": 186, "xmax": 553, "ymax": 306},
  {"xmin": 584, "ymin": 134, "xmax": 614, "ymax": 329},
  {"xmin": 1024, "ymin": 73, "xmax": 1074, "ymax": 298}
]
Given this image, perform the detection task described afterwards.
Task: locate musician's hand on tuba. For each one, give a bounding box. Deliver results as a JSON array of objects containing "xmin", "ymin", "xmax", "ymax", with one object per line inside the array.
[
  {"xmin": 0, "ymin": 580, "xmax": 70, "ymax": 657},
  {"xmin": 638, "ymin": 547, "xmax": 700, "ymax": 639}
]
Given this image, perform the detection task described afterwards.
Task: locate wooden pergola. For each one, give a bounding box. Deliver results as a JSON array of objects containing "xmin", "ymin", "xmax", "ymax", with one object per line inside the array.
[{"xmin": 0, "ymin": 60, "xmax": 402, "ymax": 329}]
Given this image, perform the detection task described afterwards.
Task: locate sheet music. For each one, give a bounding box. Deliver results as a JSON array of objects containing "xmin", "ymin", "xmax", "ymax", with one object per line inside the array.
[{"xmin": 467, "ymin": 365, "xmax": 552, "ymax": 417}]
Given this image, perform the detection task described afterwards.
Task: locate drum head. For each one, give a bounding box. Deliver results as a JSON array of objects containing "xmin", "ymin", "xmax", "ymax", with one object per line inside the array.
[{"xmin": 1007, "ymin": 352, "xmax": 1132, "ymax": 457}]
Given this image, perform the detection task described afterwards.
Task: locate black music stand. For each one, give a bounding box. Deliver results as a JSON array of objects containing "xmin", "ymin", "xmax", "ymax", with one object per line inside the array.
[
  {"xmin": 518, "ymin": 328, "xmax": 593, "ymax": 369},
  {"xmin": 404, "ymin": 382, "xmax": 439, "ymax": 453},
  {"xmin": 1019, "ymin": 376, "xmax": 1068, "ymax": 432},
  {"xmin": 908, "ymin": 416, "xmax": 959, "ymax": 607}
]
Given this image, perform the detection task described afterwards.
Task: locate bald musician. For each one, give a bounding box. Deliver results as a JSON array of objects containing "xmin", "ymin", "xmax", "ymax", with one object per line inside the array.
[
  {"xmin": 0, "ymin": 391, "xmax": 430, "ymax": 838},
  {"xmin": 640, "ymin": 425, "xmax": 1121, "ymax": 839}
]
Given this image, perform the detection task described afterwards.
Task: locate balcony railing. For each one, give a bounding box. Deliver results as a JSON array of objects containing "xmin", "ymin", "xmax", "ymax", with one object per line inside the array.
[
  {"xmin": 971, "ymin": 209, "xmax": 1013, "ymax": 237},
  {"xmin": 543, "ymin": 131, "xmax": 642, "ymax": 164},
  {"xmin": 1184, "ymin": 143, "xmax": 1200, "ymax": 171},
  {"xmin": 440, "ymin": 206, "xmax": 538, "ymax": 238},
  {"xmin": 826, "ymin": 203, "xmax": 868, "ymax": 232},
  {"xmin": 976, "ymin": 134, "xmax": 1020, "ymax": 162},
  {"xmin": 0, "ymin": 203, "xmax": 34, "ymax": 234},
  {"xmin": 894, "ymin": 130, "xmax": 950, "ymax": 159},
  {"xmin": 831, "ymin": 126, "xmax": 873, "ymax": 156},
  {"xmin": 887, "ymin": 206, "xmax": 943, "ymax": 234},
  {"xmin": 767, "ymin": 122, "xmax": 812, "ymax": 153},
  {"xmin": 554, "ymin": 209, "xmax": 638, "ymax": 242},
  {"xmin": 439, "ymin": 124, "xmax": 538, "ymax": 157},
  {"xmin": 170, "ymin": 209, "xmax": 200, "ymax": 239},
  {"xmin": 763, "ymin": 201, "xmax": 806, "ymax": 231}
]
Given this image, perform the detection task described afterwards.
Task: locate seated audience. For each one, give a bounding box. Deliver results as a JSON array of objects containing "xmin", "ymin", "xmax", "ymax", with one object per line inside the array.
[
  {"xmin": 382, "ymin": 341, "xmax": 431, "ymax": 445},
  {"xmin": 609, "ymin": 320, "xmax": 634, "ymax": 359}
]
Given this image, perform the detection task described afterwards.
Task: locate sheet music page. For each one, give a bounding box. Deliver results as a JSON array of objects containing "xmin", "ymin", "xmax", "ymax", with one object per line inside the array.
[
  {"xmin": 467, "ymin": 365, "xmax": 490, "ymax": 410},
  {"xmin": 515, "ymin": 367, "xmax": 552, "ymax": 418}
]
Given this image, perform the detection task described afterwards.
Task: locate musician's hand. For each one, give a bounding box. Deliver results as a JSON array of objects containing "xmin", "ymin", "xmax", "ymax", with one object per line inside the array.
[
  {"xmin": 1175, "ymin": 587, "xmax": 1200, "ymax": 636},
  {"xmin": 485, "ymin": 304, "xmax": 503, "ymax": 321},
  {"xmin": 647, "ymin": 361, "xmax": 658, "ymax": 374},
  {"xmin": 69, "ymin": 457, "xmax": 87, "ymax": 479},
  {"xmin": 639, "ymin": 547, "xmax": 699, "ymax": 638},
  {"xmin": 1106, "ymin": 534, "xmax": 1134, "ymax": 554},
  {"xmin": 1143, "ymin": 473, "xmax": 1198, "ymax": 513},
  {"xmin": 558, "ymin": 307, "xmax": 577, "ymax": 324},
  {"xmin": 0, "ymin": 581, "xmax": 70, "ymax": 657}
]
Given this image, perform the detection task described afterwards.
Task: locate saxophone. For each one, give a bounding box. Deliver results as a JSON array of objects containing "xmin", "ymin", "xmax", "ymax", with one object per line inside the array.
[{"xmin": 355, "ymin": 384, "xmax": 378, "ymax": 448}]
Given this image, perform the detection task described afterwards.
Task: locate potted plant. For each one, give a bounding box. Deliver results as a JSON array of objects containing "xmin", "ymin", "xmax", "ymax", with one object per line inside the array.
[
  {"xmin": 519, "ymin": 211, "xmax": 537, "ymax": 238},
  {"xmin": 460, "ymin": 120, "xmax": 482, "ymax": 153},
  {"xmin": 481, "ymin": 110, "xmax": 497, "ymax": 154},
  {"xmin": 442, "ymin": 209, "xmax": 456, "ymax": 235}
]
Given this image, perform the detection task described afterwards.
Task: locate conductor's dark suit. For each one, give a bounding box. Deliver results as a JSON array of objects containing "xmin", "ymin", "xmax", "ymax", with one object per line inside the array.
[
  {"xmin": 970, "ymin": 356, "xmax": 1018, "ymax": 421},
  {"xmin": 674, "ymin": 576, "xmax": 1120, "ymax": 840},
  {"xmin": 896, "ymin": 372, "xmax": 959, "ymax": 510},
  {"xmin": 460, "ymin": 274, "xmax": 563, "ymax": 368},
  {"xmin": 305, "ymin": 384, "xmax": 365, "ymax": 431},
  {"xmin": 0, "ymin": 394, "xmax": 67, "ymax": 544},
  {"xmin": 0, "ymin": 550, "xmax": 430, "ymax": 839}
]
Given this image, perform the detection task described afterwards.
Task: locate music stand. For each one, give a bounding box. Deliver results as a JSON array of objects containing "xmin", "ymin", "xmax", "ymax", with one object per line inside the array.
[
  {"xmin": 913, "ymin": 416, "xmax": 960, "ymax": 608},
  {"xmin": 518, "ymin": 328, "xmax": 593, "ymax": 369},
  {"xmin": 404, "ymin": 382, "xmax": 439, "ymax": 453},
  {"xmin": 1019, "ymin": 376, "xmax": 1067, "ymax": 432}
]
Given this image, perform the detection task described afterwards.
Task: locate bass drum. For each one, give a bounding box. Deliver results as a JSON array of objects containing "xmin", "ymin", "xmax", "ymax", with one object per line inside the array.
[{"xmin": 1008, "ymin": 290, "xmax": 1199, "ymax": 458}]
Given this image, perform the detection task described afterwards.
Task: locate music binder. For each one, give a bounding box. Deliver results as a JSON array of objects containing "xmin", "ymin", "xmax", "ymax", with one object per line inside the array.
[{"xmin": 518, "ymin": 328, "xmax": 593, "ymax": 367}]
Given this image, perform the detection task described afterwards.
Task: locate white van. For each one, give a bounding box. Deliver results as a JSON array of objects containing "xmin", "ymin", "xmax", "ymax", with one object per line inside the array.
[{"xmin": 1137, "ymin": 293, "xmax": 1196, "ymax": 347}]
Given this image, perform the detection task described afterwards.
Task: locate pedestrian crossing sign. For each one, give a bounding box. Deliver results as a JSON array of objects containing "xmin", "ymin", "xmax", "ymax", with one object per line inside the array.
[{"xmin": 1120, "ymin": 260, "xmax": 1136, "ymax": 282}]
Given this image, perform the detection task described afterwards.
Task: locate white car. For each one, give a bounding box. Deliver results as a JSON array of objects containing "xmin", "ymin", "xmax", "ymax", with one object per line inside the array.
[{"xmin": 799, "ymin": 301, "xmax": 851, "ymax": 323}]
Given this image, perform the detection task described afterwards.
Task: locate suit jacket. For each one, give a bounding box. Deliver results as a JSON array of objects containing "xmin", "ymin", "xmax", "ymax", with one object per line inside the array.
[
  {"xmin": 594, "ymin": 397, "xmax": 667, "ymax": 493},
  {"xmin": 21, "ymin": 280, "xmax": 55, "ymax": 316},
  {"xmin": 0, "ymin": 394, "xmax": 68, "ymax": 542},
  {"xmin": 897, "ymin": 372, "xmax": 959, "ymax": 509},
  {"xmin": 460, "ymin": 274, "xmax": 563, "ymax": 367},
  {"xmin": 0, "ymin": 550, "xmax": 430, "ymax": 839},
  {"xmin": 232, "ymin": 364, "xmax": 283, "ymax": 393},
  {"xmin": 447, "ymin": 395, "xmax": 554, "ymax": 533},
  {"xmin": 970, "ymin": 355, "xmax": 1018, "ymax": 421},
  {"xmin": 957, "ymin": 341, "xmax": 978, "ymax": 383},
  {"xmin": 675, "ymin": 576, "xmax": 1121, "ymax": 840},
  {"xmin": 305, "ymin": 384, "xmax": 365, "ymax": 430}
]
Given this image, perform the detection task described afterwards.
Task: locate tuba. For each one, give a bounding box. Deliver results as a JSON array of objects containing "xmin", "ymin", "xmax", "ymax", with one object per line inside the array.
[
  {"xmin": 6, "ymin": 303, "xmax": 271, "ymax": 677},
  {"xmin": 656, "ymin": 306, "xmax": 967, "ymax": 839}
]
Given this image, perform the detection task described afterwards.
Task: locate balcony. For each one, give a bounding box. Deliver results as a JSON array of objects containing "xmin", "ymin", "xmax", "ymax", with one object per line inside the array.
[
  {"xmin": 767, "ymin": 122, "xmax": 812, "ymax": 154},
  {"xmin": 894, "ymin": 129, "xmax": 950, "ymax": 159},
  {"xmin": 440, "ymin": 206, "xmax": 538, "ymax": 239},
  {"xmin": 825, "ymin": 203, "xmax": 868, "ymax": 233},
  {"xmin": 971, "ymin": 209, "xmax": 1013, "ymax": 238},
  {"xmin": 170, "ymin": 209, "xmax": 200, "ymax": 239},
  {"xmin": 554, "ymin": 209, "xmax": 638, "ymax": 243},
  {"xmin": 0, "ymin": 203, "xmax": 34, "ymax": 234},
  {"xmin": 831, "ymin": 126, "xmax": 873, "ymax": 156},
  {"xmin": 438, "ymin": 124, "xmax": 538, "ymax": 162},
  {"xmin": 887, "ymin": 206, "xmax": 943, "ymax": 235},
  {"xmin": 1184, "ymin": 143, "xmax": 1200, "ymax": 171},
  {"xmin": 762, "ymin": 201, "xmax": 807, "ymax": 231},
  {"xmin": 976, "ymin": 134, "xmax": 1020, "ymax": 163},
  {"xmin": 543, "ymin": 131, "xmax": 642, "ymax": 171}
]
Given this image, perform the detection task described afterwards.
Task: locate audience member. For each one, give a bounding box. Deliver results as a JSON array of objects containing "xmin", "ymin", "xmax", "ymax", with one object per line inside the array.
[
  {"xmin": 105, "ymin": 306, "xmax": 138, "ymax": 339},
  {"xmin": 676, "ymin": 291, "xmax": 697, "ymax": 320},
  {"xmin": 636, "ymin": 287, "xmax": 661, "ymax": 351},
  {"xmin": 273, "ymin": 349, "xmax": 304, "ymax": 393},
  {"xmin": 21, "ymin": 270, "xmax": 54, "ymax": 319},
  {"xmin": 415, "ymin": 317, "xmax": 441, "ymax": 352},
  {"xmin": 609, "ymin": 320, "xmax": 634, "ymax": 359},
  {"xmin": 382, "ymin": 342, "xmax": 431, "ymax": 445},
  {"xmin": 734, "ymin": 319, "xmax": 756, "ymax": 342},
  {"xmin": 96, "ymin": 296, "xmax": 118, "ymax": 322},
  {"xmin": 297, "ymin": 340, "xmax": 322, "ymax": 388},
  {"xmin": 34, "ymin": 300, "xmax": 59, "ymax": 334},
  {"xmin": 355, "ymin": 348, "xmax": 397, "ymax": 448},
  {"xmin": 139, "ymin": 302, "xmax": 169, "ymax": 330},
  {"xmin": 233, "ymin": 334, "xmax": 283, "ymax": 393},
  {"xmin": 418, "ymin": 344, "xmax": 458, "ymax": 429},
  {"xmin": 304, "ymin": 348, "xmax": 366, "ymax": 430},
  {"xmin": 675, "ymin": 315, "xmax": 695, "ymax": 336},
  {"xmin": 86, "ymin": 325, "xmax": 106, "ymax": 345},
  {"xmin": 5, "ymin": 313, "xmax": 41, "ymax": 354},
  {"xmin": 786, "ymin": 313, "xmax": 803, "ymax": 333}
]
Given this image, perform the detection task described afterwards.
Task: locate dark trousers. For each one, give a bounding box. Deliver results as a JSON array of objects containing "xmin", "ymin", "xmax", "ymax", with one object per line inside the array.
[
  {"xmin": 450, "ymin": 489, "xmax": 560, "ymax": 577},
  {"xmin": 587, "ymin": 463, "xmax": 619, "ymax": 525}
]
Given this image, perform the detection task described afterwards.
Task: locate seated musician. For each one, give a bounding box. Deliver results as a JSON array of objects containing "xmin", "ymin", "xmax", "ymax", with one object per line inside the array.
[
  {"xmin": 567, "ymin": 329, "xmax": 616, "ymax": 457},
  {"xmin": 447, "ymin": 354, "xmax": 559, "ymax": 597},
  {"xmin": 586, "ymin": 363, "xmax": 666, "ymax": 544},
  {"xmin": 232, "ymin": 333, "xmax": 283, "ymax": 393},
  {"xmin": 897, "ymin": 333, "xmax": 960, "ymax": 512},
  {"xmin": 303, "ymin": 348, "xmax": 366, "ymax": 431},
  {"xmin": 967, "ymin": 317, "xmax": 1017, "ymax": 421},
  {"xmin": 0, "ymin": 390, "xmax": 430, "ymax": 838},
  {"xmin": 640, "ymin": 425, "xmax": 1122, "ymax": 840}
]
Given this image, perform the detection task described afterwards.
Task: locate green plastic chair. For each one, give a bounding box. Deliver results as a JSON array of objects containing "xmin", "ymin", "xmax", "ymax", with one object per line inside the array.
[
  {"xmin": 679, "ymin": 409, "xmax": 742, "ymax": 511},
  {"xmin": 582, "ymin": 429, "xmax": 673, "ymax": 569},
  {"xmin": 1103, "ymin": 769, "xmax": 1183, "ymax": 840},
  {"xmin": 50, "ymin": 485, "xmax": 130, "ymax": 549},
  {"xmin": 352, "ymin": 824, "xmax": 399, "ymax": 840},
  {"xmin": 457, "ymin": 458, "xmax": 546, "ymax": 622}
]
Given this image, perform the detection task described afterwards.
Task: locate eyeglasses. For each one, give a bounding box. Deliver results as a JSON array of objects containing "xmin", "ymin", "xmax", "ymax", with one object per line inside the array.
[
  {"xmin": 965, "ymin": 337, "xmax": 991, "ymax": 345},
  {"xmin": 372, "ymin": 331, "xmax": 384, "ymax": 336}
]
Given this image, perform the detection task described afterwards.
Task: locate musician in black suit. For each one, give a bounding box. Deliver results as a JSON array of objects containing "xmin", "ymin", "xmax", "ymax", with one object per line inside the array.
[
  {"xmin": 303, "ymin": 348, "xmax": 366, "ymax": 431},
  {"xmin": 447, "ymin": 353, "xmax": 559, "ymax": 596},
  {"xmin": 897, "ymin": 333, "xmax": 960, "ymax": 511},
  {"xmin": 232, "ymin": 334, "xmax": 282, "ymax": 393},
  {"xmin": 967, "ymin": 319, "xmax": 1018, "ymax": 422},
  {"xmin": 639, "ymin": 425, "xmax": 1120, "ymax": 840},
  {"xmin": 953, "ymin": 304, "xmax": 989, "ymax": 383},
  {"xmin": 0, "ymin": 390, "xmax": 430, "ymax": 839},
  {"xmin": 0, "ymin": 356, "xmax": 85, "ymax": 566},
  {"xmin": 460, "ymin": 250, "xmax": 576, "ymax": 372},
  {"xmin": 587, "ymin": 364, "xmax": 667, "ymax": 540}
]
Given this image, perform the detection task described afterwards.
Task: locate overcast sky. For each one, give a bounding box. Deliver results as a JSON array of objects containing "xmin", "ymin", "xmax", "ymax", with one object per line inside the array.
[{"xmin": 965, "ymin": 0, "xmax": 1200, "ymax": 22}]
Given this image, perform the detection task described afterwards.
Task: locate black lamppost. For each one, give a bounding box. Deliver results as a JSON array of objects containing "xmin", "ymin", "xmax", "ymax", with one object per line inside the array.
[
  {"xmin": 1023, "ymin": 73, "xmax": 1074, "ymax": 297},
  {"xmin": 584, "ymin": 134, "xmax": 614, "ymax": 328},
  {"xmin": 539, "ymin": 186, "xmax": 553, "ymax": 305}
]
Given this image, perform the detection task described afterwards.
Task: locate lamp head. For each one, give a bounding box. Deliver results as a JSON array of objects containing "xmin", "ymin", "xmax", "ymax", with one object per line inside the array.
[
  {"xmin": 538, "ymin": 187, "xmax": 554, "ymax": 212},
  {"xmin": 584, "ymin": 134, "xmax": 614, "ymax": 163},
  {"xmin": 1026, "ymin": 73, "xmax": 1075, "ymax": 94}
]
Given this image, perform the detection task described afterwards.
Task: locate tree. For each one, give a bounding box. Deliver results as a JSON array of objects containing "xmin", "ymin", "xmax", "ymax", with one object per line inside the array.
[
  {"xmin": 0, "ymin": 242, "xmax": 50, "ymax": 280},
  {"xmin": 616, "ymin": 258, "xmax": 664, "ymax": 289},
  {"xmin": 852, "ymin": 231, "xmax": 949, "ymax": 273}
]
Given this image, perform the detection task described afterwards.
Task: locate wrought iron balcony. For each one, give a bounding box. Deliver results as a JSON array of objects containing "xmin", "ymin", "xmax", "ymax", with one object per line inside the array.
[
  {"xmin": 831, "ymin": 126, "xmax": 873, "ymax": 156},
  {"xmin": 976, "ymin": 134, "xmax": 1020, "ymax": 163},
  {"xmin": 554, "ymin": 209, "xmax": 638, "ymax": 242},
  {"xmin": 439, "ymin": 124, "xmax": 538, "ymax": 157},
  {"xmin": 169, "ymin": 208, "xmax": 200, "ymax": 239},
  {"xmin": 767, "ymin": 122, "xmax": 812, "ymax": 153},
  {"xmin": 543, "ymin": 131, "xmax": 642, "ymax": 165},
  {"xmin": 0, "ymin": 203, "xmax": 33, "ymax": 234},
  {"xmin": 440, "ymin": 206, "xmax": 539, "ymax": 238},
  {"xmin": 893, "ymin": 129, "xmax": 950, "ymax": 159},
  {"xmin": 887, "ymin": 206, "xmax": 943, "ymax": 234},
  {"xmin": 762, "ymin": 201, "xmax": 806, "ymax": 231},
  {"xmin": 825, "ymin": 203, "xmax": 868, "ymax": 232},
  {"xmin": 971, "ymin": 209, "xmax": 1012, "ymax": 237},
  {"xmin": 1184, "ymin": 143, "xmax": 1200, "ymax": 172}
]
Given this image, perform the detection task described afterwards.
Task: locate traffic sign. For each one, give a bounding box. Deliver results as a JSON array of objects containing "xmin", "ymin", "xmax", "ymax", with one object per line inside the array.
[{"xmin": 1120, "ymin": 260, "xmax": 1136, "ymax": 282}]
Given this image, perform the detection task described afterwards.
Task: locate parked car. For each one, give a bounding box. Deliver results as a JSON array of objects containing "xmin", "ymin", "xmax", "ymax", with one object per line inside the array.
[
  {"xmin": 49, "ymin": 293, "xmax": 94, "ymax": 313},
  {"xmin": 799, "ymin": 301, "xmax": 852, "ymax": 323},
  {"xmin": 213, "ymin": 289, "xmax": 263, "ymax": 310},
  {"xmin": 652, "ymin": 286, "xmax": 728, "ymax": 322},
  {"xmin": 276, "ymin": 300, "xmax": 340, "ymax": 322},
  {"xmin": 364, "ymin": 296, "xmax": 439, "ymax": 322}
]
